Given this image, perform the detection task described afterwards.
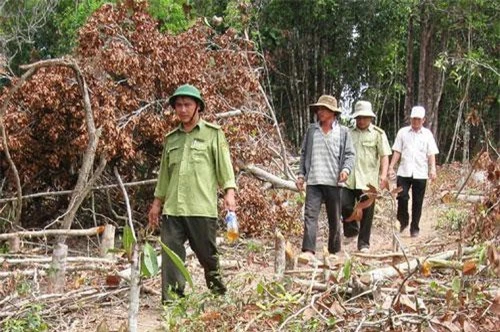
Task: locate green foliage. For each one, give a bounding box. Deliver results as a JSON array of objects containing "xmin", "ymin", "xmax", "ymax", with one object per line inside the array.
[
  {"xmin": 55, "ymin": 0, "xmax": 111, "ymax": 55},
  {"xmin": 16, "ymin": 279, "xmax": 31, "ymax": 296},
  {"xmin": 245, "ymin": 240, "xmax": 265, "ymax": 254},
  {"xmin": 2, "ymin": 304, "xmax": 49, "ymax": 332},
  {"xmin": 148, "ymin": 0, "xmax": 193, "ymax": 33},
  {"xmin": 160, "ymin": 240, "xmax": 194, "ymax": 288},
  {"xmin": 140, "ymin": 241, "xmax": 159, "ymax": 277},
  {"xmin": 122, "ymin": 225, "xmax": 135, "ymax": 260},
  {"xmin": 342, "ymin": 258, "xmax": 352, "ymax": 282},
  {"xmin": 437, "ymin": 207, "xmax": 468, "ymax": 231}
]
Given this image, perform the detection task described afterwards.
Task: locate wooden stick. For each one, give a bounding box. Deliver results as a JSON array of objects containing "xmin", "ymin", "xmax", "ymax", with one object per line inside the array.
[
  {"xmin": 352, "ymin": 252, "xmax": 410, "ymax": 259},
  {"xmin": 0, "ymin": 256, "xmax": 116, "ymax": 265},
  {"xmin": 0, "ymin": 179, "xmax": 158, "ymax": 203},
  {"xmin": 0, "ymin": 226, "xmax": 105, "ymax": 240}
]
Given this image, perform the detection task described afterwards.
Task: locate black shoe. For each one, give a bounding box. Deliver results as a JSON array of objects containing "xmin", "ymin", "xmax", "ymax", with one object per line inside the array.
[
  {"xmin": 410, "ymin": 230, "xmax": 419, "ymax": 238},
  {"xmin": 400, "ymin": 224, "xmax": 408, "ymax": 233}
]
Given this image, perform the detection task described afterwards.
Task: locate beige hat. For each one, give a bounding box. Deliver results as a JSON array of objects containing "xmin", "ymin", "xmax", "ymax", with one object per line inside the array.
[
  {"xmin": 352, "ymin": 101, "xmax": 376, "ymax": 118},
  {"xmin": 309, "ymin": 95, "xmax": 341, "ymax": 113},
  {"xmin": 410, "ymin": 106, "xmax": 425, "ymax": 118}
]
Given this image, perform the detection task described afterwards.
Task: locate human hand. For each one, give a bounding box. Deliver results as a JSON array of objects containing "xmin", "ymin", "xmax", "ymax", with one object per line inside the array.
[
  {"xmin": 429, "ymin": 169, "xmax": 437, "ymax": 181},
  {"xmin": 224, "ymin": 189, "xmax": 236, "ymax": 211},
  {"xmin": 296, "ymin": 177, "xmax": 305, "ymax": 191},
  {"xmin": 148, "ymin": 199, "xmax": 162, "ymax": 230},
  {"xmin": 388, "ymin": 168, "xmax": 396, "ymax": 181},
  {"xmin": 379, "ymin": 176, "xmax": 388, "ymax": 190},
  {"xmin": 338, "ymin": 171, "xmax": 348, "ymax": 183}
]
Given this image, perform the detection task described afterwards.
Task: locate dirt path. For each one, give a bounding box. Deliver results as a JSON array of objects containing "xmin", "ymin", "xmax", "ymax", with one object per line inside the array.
[
  {"xmin": 79, "ymin": 194, "xmax": 450, "ymax": 331},
  {"xmin": 129, "ymin": 196, "xmax": 449, "ymax": 331}
]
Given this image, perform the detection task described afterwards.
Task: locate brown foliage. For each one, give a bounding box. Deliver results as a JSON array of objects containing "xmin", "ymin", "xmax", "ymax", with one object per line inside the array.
[
  {"xmin": 0, "ymin": 2, "xmax": 299, "ymax": 234},
  {"xmin": 463, "ymin": 153, "xmax": 500, "ymax": 241}
]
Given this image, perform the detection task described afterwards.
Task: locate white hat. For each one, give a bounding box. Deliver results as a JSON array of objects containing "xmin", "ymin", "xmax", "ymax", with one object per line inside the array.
[
  {"xmin": 410, "ymin": 106, "xmax": 425, "ymax": 118},
  {"xmin": 352, "ymin": 101, "xmax": 376, "ymax": 118}
]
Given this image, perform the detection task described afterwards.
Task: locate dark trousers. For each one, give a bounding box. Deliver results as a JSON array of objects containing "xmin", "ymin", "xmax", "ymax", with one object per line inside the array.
[
  {"xmin": 341, "ymin": 188, "xmax": 375, "ymax": 250},
  {"xmin": 161, "ymin": 215, "xmax": 226, "ymax": 302},
  {"xmin": 302, "ymin": 185, "xmax": 342, "ymax": 254},
  {"xmin": 396, "ymin": 176, "xmax": 427, "ymax": 233}
]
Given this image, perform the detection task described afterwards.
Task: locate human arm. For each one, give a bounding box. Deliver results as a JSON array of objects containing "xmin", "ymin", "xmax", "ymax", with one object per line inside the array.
[
  {"xmin": 378, "ymin": 132, "xmax": 392, "ymax": 189},
  {"xmin": 428, "ymin": 154, "xmax": 437, "ymax": 181},
  {"xmin": 148, "ymin": 141, "xmax": 169, "ymax": 229},
  {"xmin": 148, "ymin": 197, "xmax": 164, "ymax": 229},
  {"xmin": 296, "ymin": 130, "xmax": 308, "ymax": 191},
  {"xmin": 339, "ymin": 129, "xmax": 355, "ymax": 183},
  {"xmin": 379, "ymin": 155, "xmax": 389, "ymax": 189},
  {"xmin": 388, "ymin": 151, "xmax": 401, "ymax": 180},
  {"xmin": 215, "ymin": 130, "xmax": 237, "ymax": 208}
]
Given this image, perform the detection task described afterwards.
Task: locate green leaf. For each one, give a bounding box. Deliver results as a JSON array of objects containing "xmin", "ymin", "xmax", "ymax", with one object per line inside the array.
[
  {"xmin": 342, "ymin": 258, "xmax": 352, "ymax": 281},
  {"xmin": 256, "ymin": 282, "xmax": 265, "ymax": 295},
  {"xmin": 478, "ymin": 246, "xmax": 487, "ymax": 265},
  {"xmin": 160, "ymin": 241, "xmax": 193, "ymax": 288},
  {"xmin": 451, "ymin": 277, "xmax": 461, "ymax": 294},
  {"xmin": 122, "ymin": 225, "xmax": 135, "ymax": 260},
  {"xmin": 141, "ymin": 242, "xmax": 159, "ymax": 277}
]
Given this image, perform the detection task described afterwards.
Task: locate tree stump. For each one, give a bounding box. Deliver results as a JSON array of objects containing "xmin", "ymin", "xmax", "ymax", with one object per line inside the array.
[
  {"xmin": 8, "ymin": 236, "xmax": 20, "ymax": 253},
  {"xmin": 274, "ymin": 231, "xmax": 286, "ymax": 278},
  {"xmin": 100, "ymin": 224, "xmax": 116, "ymax": 259},
  {"xmin": 49, "ymin": 242, "xmax": 68, "ymax": 293}
]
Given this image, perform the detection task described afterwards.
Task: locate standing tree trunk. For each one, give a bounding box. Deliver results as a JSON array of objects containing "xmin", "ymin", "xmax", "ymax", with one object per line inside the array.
[
  {"xmin": 417, "ymin": 1, "xmax": 447, "ymax": 137},
  {"xmin": 404, "ymin": 13, "xmax": 415, "ymax": 118}
]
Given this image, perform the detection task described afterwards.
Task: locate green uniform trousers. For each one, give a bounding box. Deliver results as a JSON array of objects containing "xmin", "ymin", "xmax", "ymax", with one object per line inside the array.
[{"xmin": 161, "ymin": 215, "xmax": 226, "ymax": 302}]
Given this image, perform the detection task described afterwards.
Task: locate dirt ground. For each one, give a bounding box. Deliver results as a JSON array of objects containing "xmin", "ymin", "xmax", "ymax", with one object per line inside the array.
[{"xmin": 79, "ymin": 191, "xmax": 453, "ymax": 332}]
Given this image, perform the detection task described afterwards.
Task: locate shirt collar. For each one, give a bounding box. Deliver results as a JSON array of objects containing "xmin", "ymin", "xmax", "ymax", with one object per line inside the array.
[
  {"xmin": 354, "ymin": 123, "xmax": 374, "ymax": 132},
  {"xmin": 315, "ymin": 120, "xmax": 338, "ymax": 129},
  {"xmin": 179, "ymin": 118, "xmax": 203, "ymax": 133},
  {"xmin": 408, "ymin": 126, "xmax": 423, "ymax": 134}
]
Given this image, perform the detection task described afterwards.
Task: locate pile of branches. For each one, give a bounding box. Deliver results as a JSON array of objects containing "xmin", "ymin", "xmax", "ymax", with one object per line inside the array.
[{"xmin": 0, "ymin": 1, "xmax": 301, "ymax": 235}]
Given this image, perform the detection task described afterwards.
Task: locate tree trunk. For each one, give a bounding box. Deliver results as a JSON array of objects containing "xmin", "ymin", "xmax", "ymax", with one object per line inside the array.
[{"xmin": 404, "ymin": 13, "xmax": 415, "ymax": 118}]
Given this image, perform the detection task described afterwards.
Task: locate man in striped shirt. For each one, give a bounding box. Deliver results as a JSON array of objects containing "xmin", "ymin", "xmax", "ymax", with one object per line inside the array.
[{"xmin": 296, "ymin": 95, "xmax": 355, "ymax": 264}]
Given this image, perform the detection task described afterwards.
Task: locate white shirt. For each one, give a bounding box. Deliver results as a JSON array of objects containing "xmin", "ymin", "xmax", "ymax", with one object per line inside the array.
[{"xmin": 392, "ymin": 126, "xmax": 439, "ymax": 179}]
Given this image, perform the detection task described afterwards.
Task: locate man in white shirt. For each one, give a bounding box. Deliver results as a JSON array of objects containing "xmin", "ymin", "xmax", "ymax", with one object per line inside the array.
[{"xmin": 388, "ymin": 106, "xmax": 439, "ymax": 237}]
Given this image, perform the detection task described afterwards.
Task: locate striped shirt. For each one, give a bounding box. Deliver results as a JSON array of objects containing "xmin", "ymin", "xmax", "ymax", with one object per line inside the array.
[{"xmin": 307, "ymin": 122, "xmax": 341, "ymax": 186}]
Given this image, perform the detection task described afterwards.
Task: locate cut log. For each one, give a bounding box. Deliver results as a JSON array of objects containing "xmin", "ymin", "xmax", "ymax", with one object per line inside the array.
[
  {"xmin": 238, "ymin": 163, "xmax": 297, "ymax": 191},
  {"xmin": 285, "ymin": 241, "xmax": 296, "ymax": 270},
  {"xmin": 274, "ymin": 231, "xmax": 286, "ymax": 278},
  {"xmin": 0, "ymin": 256, "xmax": 116, "ymax": 265},
  {"xmin": 100, "ymin": 224, "xmax": 116, "ymax": 259},
  {"xmin": 8, "ymin": 236, "xmax": 20, "ymax": 253},
  {"xmin": 441, "ymin": 190, "xmax": 485, "ymax": 203},
  {"xmin": 0, "ymin": 226, "xmax": 105, "ymax": 240},
  {"xmin": 361, "ymin": 247, "xmax": 477, "ymax": 284},
  {"xmin": 49, "ymin": 243, "xmax": 68, "ymax": 293}
]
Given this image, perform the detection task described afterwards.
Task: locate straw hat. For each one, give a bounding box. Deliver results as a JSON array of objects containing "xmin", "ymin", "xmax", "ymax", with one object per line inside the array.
[{"xmin": 309, "ymin": 95, "xmax": 341, "ymax": 113}]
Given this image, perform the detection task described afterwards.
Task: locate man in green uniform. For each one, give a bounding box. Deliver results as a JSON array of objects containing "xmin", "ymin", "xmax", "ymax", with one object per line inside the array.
[
  {"xmin": 148, "ymin": 84, "xmax": 236, "ymax": 302},
  {"xmin": 341, "ymin": 101, "xmax": 391, "ymax": 252}
]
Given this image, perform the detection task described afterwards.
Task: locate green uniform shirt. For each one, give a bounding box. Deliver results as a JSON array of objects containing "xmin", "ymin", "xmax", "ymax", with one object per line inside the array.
[
  {"xmin": 154, "ymin": 119, "xmax": 236, "ymax": 218},
  {"xmin": 346, "ymin": 124, "xmax": 392, "ymax": 190}
]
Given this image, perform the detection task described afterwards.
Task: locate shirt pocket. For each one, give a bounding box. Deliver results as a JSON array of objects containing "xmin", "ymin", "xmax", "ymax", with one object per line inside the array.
[
  {"xmin": 362, "ymin": 141, "xmax": 377, "ymax": 167},
  {"xmin": 417, "ymin": 139, "xmax": 428, "ymax": 154},
  {"xmin": 167, "ymin": 146, "xmax": 181, "ymax": 167},
  {"xmin": 191, "ymin": 141, "xmax": 209, "ymax": 163}
]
